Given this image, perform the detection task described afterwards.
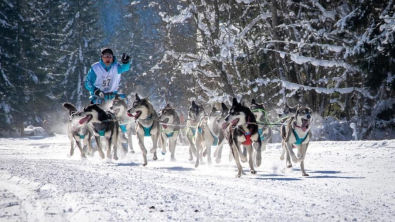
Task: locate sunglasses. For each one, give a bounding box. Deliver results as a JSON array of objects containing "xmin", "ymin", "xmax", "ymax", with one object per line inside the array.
[{"xmin": 102, "ymin": 54, "xmax": 113, "ymax": 58}]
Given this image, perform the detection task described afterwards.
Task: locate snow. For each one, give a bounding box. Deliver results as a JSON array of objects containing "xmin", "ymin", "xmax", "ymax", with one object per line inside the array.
[{"xmin": 1, "ymin": 134, "xmax": 395, "ymax": 221}]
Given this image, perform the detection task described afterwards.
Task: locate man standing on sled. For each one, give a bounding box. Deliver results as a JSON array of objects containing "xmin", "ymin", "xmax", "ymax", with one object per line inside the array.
[{"xmin": 85, "ymin": 48, "xmax": 131, "ymax": 104}]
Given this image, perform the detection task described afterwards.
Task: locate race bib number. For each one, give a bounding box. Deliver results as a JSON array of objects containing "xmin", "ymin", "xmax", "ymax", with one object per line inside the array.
[{"xmin": 102, "ymin": 79, "xmax": 111, "ymax": 90}]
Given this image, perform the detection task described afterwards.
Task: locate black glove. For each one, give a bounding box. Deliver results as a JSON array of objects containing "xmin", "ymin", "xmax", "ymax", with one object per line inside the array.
[
  {"xmin": 94, "ymin": 89, "xmax": 104, "ymax": 98},
  {"xmin": 121, "ymin": 53, "xmax": 130, "ymax": 64}
]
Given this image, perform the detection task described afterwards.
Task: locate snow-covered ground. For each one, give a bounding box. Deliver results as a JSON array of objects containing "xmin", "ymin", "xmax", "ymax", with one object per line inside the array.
[{"xmin": 0, "ymin": 134, "xmax": 395, "ymax": 221}]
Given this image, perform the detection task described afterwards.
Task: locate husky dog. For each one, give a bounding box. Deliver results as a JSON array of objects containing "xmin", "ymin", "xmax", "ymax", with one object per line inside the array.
[
  {"xmin": 110, "ymin": 95, "xmax": 135, "ymax": 154},
  {"xmin": 278, "ymin": 103, "xmax": 299, "ymax": 122},
  {"xmin": 186, "ymin": 101, "xmax": 205, "ymax": 161},
  {"xmin": 62, "ymin": 103, "xmax": 94, "ymax": 158},
  {"xmin": 77, "ymin": 104, "xmax": 119, "ymax": 160},
  {"xmin": 280, "ymin": 106, "xmax": 313, "ymax": 176},
  {"xmin": 127, "ymin": 93, "xmax": 159, "ymax": 166},
  {"xmin": 223, "ymin": 98, "xmax": 262, "ymax": 177},
  {"xmin": 158, "ymin": 104, "xmax": 180, "ymax": 161},
  {"xmin": 250, "ymin": 99, "xmax": 272, "ymax": 152},
  {"xmin": 195, "ymin": 103, "xmax": 228, "ymax": 167}
]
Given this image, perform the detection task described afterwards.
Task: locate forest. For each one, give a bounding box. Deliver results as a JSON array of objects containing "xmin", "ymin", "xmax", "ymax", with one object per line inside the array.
[{"xmin": 0, "ymin": 0, "xmax": 394, "ymax": 140}]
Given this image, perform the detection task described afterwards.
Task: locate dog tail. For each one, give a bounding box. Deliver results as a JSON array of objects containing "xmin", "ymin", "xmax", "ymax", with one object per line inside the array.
[{"xmin": 63, "ymin": 102, "xmax": 77, "ymax": 115}]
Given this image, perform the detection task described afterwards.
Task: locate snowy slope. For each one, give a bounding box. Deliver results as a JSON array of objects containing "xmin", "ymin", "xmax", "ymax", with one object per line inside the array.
[{"xmin": 0, "ymin": 135, "xmax": 394, "ymax": 221}]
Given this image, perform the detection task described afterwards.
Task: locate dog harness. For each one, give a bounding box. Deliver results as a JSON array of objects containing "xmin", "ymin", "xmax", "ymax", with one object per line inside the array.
[
  {"xmin": 258, "ymin": 128, "xmax": 265, "ymax": 141},
  {"xmin": 78, "ymin": 134, "xmax": 86, "ymax": 139},
  {"xmin": 119, "ymin": 124, "xmax": 127, "ymax": 133},
  {"xmin": 142, "ymin": 125, "xmax": 152, "ymax": 137},
  {"xmin": 242, "ymin": 131, "xmax": 252, "ymax": 146},
  {"xmin": 292, "ymin": 128, "xmax": 309, "ymax": 145}
]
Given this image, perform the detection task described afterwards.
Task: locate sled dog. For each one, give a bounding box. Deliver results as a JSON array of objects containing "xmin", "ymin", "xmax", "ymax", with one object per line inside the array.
[
  {"xmin": 250, "ymin": 99, "xmax": 272, "ymax": 152},
  {"xmin": 63, "ymin": 103, "xmax": 94, "ymax": 158},
  {"xmin": 110, "ymin": 95, "xmax": 135, "ymax": 154},
  {"xmin": 159, "ymin": 104, "xmax": 180, "ymax": 161},
  {"xmin": 186, "ymin": 101, "xmax": 205, "ymax": 161},
  {"xmin": 77, "ymin": 104, "xmax": 119, "ymax": 160},
  {"xmin": 127, "ymin": 93, "xmax": 159, "ymax": 166},
  {"xmin": 194, "ymin": 104, "xmax": 228, "ymax": 167},
  {"xmin": 280, "ymin": 106, "xmax": 313, "ymax": 176},
  {"xmin": 223, "ymin": 98, "xmax": 262, "ymax": 177}
]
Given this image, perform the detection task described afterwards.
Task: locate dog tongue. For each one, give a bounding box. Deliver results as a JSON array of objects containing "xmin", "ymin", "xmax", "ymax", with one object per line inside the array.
[
  {"xmin": 300, "ymin": 120, "xmax": 309, "ymax": 131},
  {"xmin": 79, "ymin": 116, "xmax": 90, "ymax": 124},
  {"xmin": 222, "ymin": 122, "xmax": 230, "ymax": 130},
  {"xmin": 127, "ymin": 113, "xmax": 134, "ymax": 117},
  {"xmin": 163, "ymin": 125, "xmax": 167, "ymax": 129}
]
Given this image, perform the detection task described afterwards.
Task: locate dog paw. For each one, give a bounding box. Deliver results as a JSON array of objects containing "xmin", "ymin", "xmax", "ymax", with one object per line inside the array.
[
  {"xmin": 113, "ymin": 155, "xmax": 119, "ymax": 160},
  {"xmin": 161, "ymin": 151, "xmax": 166, "ymax": 155},
  {"xmin": 256, "ymin": 159, "xmax": 262, "ymax": 167},
  {"xmin": 195, "ymin": 162, "xmax": 199, "ymax": 168},
  {"xmin": 170, "ymin": 158, "xmax": 176, "ymax": 162},
  {"xmin": 250, "ymin": 169, "xmax": 257, "ymax": 174},
  {"xmin": 287, "ymin": 163, "xmax": 292, "ymax": 168},
  {"xmin": 235, "ymin": 174, "xmax": 241, "ymax": 178},
  {"xmin": 143, "ymin": 162, "xmax": 147, "ymax": 166},
  {"xmin": 215, "ymin": 157, "xmax": 221, "ymax": 164},
  {"xmin": 280, "ymin": 155, "xmax": 284, "ymax": 160},
  {"xmin": 302, "ymin": 173, "xmax": 309, "ymax": 176},
  {"xmin": 130, "ymin": 150, "xmax": 135, "ymax": 154},
  {"xmin": 153, "ymin": 156, "xmax": 158, "ymax": 161},
  {"xmin": 188, "ymin": 156, "xmax": 193, "ymax": 161}
]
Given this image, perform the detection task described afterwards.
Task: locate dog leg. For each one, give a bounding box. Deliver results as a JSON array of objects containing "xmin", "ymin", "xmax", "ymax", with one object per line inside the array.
[
  {"xmin": 255, "ymin": 142, "xmax": 262, "ymax": 168},
  {"xmin": 85, "ymin": 136, "xmax": 94, "ymax": 156},
  {"xmin": 127, "ymin": 130, "xmax": 135, "ymax": 153},
  {"xmin": 194, "ymin": 139, "xmax": 202, "ymax": 168},
  {"xmin": 300, "ymin": 144, "xmax": 309, "ymax": 176},
  {"xmin": 137, "ymin": 132, "xmax": 148, "ymax": 166},
  {"xmin": 239, "ymin": 146, "xmax": 247, "ymax": 163},
  {"xmin": 160, "ymin": 135, "xmax": 167, "ymax": 155},
  {"xmin": 231, "ymin": 144, "xmax": 243, "ymax": 177},
  {"xmin": 151, "ymin": 134, "xmax": 158, "ymax": 160},
  {"xmin": 170, "ymin": 138, "xmax": 176, "ymax": 161},
  {"xmin": 187, "ymin": 134, "xmax": 196, "ymax": 160},
  {"xmin": 105, "ymin": 138, "xmax": 112, "ymax": 160},
  {"xmin": 95, "ymin": 136, "xmax": 105, "ymax": 159},
  {"xmin": 75, "ymin": 140, "xmax": 86, "ymax": 158},
  {"xmin": 206, "ymin": 143, "xmax": 212, "ymax": 166},
  {"xmin": 286, "ymin": 142, "xmax": 300, "ymax": 163},
  {"xmin": 280, "ymin": 141, "xmax": 285, "ymax": 161},
  {"xmin": 112, "ymin": 129, "xmax": 119, "ymax": 160},
  {"xmin": 69, "ymin": 139, "xmax": 75, "ymax": 157},
  {"xmin": 247, "ymin": 145, "xmax": 256, "ymax": 174},
  {"xmin": 214, "ymin": 144, "xmax": 223, "ymax": 164},
  {"xmin": 229, "ymin": 150, "xmax": 233, "ymax": 162}
]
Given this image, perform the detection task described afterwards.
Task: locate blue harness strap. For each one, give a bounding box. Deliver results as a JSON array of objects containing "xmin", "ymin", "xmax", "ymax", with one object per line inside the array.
[
  {"xmin": 119, "ymin": 124, "xmax": 127, "ymax": 133},
  {"xmin": 292, "ymin": 128, "xmax": 309, "ymax": 145},
  {"xmin": 258, "ymin": 128, "xmax": 265, "ymax": 141},
  {"xmin": 142, "ymin": 125, "xmax": 152, "ymax": 137},
  {"xmin": 209, "ymin": 130, "xmax": 218, "ymax": 146},
  {"xmin": 98, "ymin": 130, "xmax": 106, "ymax": 137},
  {"xmin": 166, "ymin": 132, "xmax": 174, "ymax": 138},
  {"xmin": 198, "ymin": 127, "xmax": 203, "ymax": 134},
  {"xmin": 190, "ymin": 127, "xmax": 196, "ymax": 136},
  {"xmin": 79, "ymin": 134, "xmax": 86, "ymax": 139}
]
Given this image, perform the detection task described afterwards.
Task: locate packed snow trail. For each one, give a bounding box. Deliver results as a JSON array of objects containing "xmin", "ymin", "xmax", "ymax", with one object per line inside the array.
[{"xmin": 0, "ymin": 135, "xmax": 394, "ymax": 221}]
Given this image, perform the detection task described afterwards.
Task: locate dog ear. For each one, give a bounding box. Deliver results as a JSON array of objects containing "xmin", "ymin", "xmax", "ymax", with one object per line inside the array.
[
  {"xmin": 62, "ymin": 103, "xmax": 77, "ymax": 115},
  {"xmin": 211, "ymin": 107, "xmax": 217, "ymax": 112},
  {"xmin": 251, "ymin": 99, "xmax": 256, "ymax": 105},
  {"xmin": 221, "ymin": 102, "xmax": 228, "ymax": 111},
  {"xmin": 192, "ymin": 100, "xmax": 197, "ymax": 107},
  {"xmin": 284, "ymin": 102, "xmax": 289, "ymax": 108},
  {"xmin": 135, "ymin": 93, "xmax": 140, "ymax": 100},
  {"xmin": 232, "ymin": 98, "xmax": 238, "ymax": 106}
]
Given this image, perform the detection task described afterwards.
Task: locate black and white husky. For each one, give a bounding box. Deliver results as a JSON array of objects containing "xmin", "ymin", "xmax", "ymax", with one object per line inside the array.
[
  {"xmin": 62, "ymin": 103, "xmax": 94, "ymax": 158},
  {"xmin": 77, "ymin": 104, "xmax": 120, "ymax": 160},
  {"xmin": 186, "ymin": 101, "xmax": 205, "ymax": 161},
  {"xmin": 280, "ymin": 106, "xmax": 313, "ymax": 176},
  {"xmin": 110, "ymin": 94, "xmax": 135, "ymax": 154},
  {"xmin": 127, "ymin": 93, "xmax": 159, "ymax": 166},
  {"xmin": 250, "ymin": 99, "xmax": 272, "ymax": 153},
  {"xmin": 194, "ymin": 104, "xmax": 228, "ymax": 167},
  {"xmin": 223, "ymin": 98, "xmax": 262, "ymax": 177},
  {"xmin": 158, "ymin": 104, "xmax": 180, "ymax": 161}
]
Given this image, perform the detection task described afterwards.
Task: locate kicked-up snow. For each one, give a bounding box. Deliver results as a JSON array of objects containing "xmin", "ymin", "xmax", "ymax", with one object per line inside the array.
[{"xmin": 0, "ymin": 135, "xmax": 394, "ymax": 221}]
